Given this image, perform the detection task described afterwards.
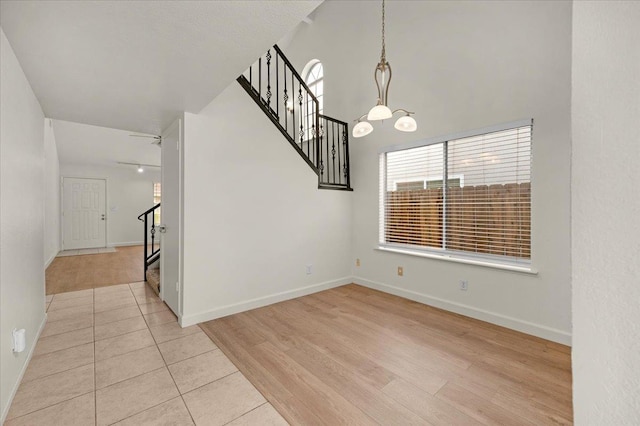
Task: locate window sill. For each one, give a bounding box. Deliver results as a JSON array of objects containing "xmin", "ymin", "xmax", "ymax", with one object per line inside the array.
[{"xmin": 375, "ymin": 246, "xmax": 538, "ymax": 275}]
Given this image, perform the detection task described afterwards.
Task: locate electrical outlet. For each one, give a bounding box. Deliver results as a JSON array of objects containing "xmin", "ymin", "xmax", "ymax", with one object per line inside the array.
[
  {"xmin": 306, "ymin": 264, "xmax": 313, "ymax": 275},
  {"xmin": 459, "ymin": 280, "xmax": 468, "ymax": 291},
  {"xmin": 356, "ymin": 258, "xmax": 361, "ymax": 267},
  {"xmin": 397, "ymin": 266, "xmax": 404, "ymax": 276}
]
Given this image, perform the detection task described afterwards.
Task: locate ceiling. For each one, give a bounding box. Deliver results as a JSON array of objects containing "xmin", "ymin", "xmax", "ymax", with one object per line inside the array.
[
  {"xmin": 52, "ymin": 119, "xmax": 161, "ymax": 168},
  {"xmin": 0, "ymin": 1, "xmax": 321, "ymax": 135}
]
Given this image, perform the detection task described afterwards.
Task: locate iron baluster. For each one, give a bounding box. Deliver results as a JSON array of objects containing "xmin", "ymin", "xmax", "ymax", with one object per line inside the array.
[
  {"xmin": 143, "ymin": 215, "xmax": 147, "ymax": 281},
  {"xmin": 266, "ymin": 49, "xmax": 272, "ymax": 107},
  {"xmin": 292, "ymin": 73, "xmax": 295, "ymax": 143},
  {"xmin": 344, "ymin": 122, "xmax": 351, "ymax": 188},
  {"xmin": 258, "ymin": 57, "xmax": 262, "ymax": 99},
  {"xmin": 332, "ymin": 120, "xmax": 336, "ymax": 184},
  {"xmin": 326, "ymin": 119, "xmax": 330, "ymax": 184},
  {"xmin": 299, "ymin": 85, "xmax": 304, "ymax": 145},
  {"xmin": 234, "ymin": 45, "xmax": 351, "ymax": 190},
  {"xmin": 306, "ymin": 91, "xmax": 310, "ymax": 158},
  {"xmin": 342, "ymin": 127, "xmax": 348, "ymax": 181},
  {"xmin": 337, "ymin": 123, "xmax": 342, "ymax": 184},
  {"xmin": 137, "ymin": 203, "xmax": 161, "ymax": 282},
  {"xmin": 319, "ymin": 121, "xmax": 324, "ymax": 180},
  {"xmin": 283, "ymin": 66, "xmax": 288, "ymax": 132}
]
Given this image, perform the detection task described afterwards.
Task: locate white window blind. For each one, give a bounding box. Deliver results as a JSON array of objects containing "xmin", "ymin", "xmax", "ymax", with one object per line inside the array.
[{"xmin": 379, "ymin": 121, "xmax": 532, "ymax": 265}]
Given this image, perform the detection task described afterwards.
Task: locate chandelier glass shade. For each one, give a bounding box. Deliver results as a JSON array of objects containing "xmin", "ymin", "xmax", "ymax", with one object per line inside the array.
[{"xmin": 354, "ymin": 0, "xmax": 417, "ymax": 138}]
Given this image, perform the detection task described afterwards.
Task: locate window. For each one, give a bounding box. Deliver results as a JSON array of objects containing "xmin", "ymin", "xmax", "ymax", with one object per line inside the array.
[
  {"xmin": 379, "ymin": 120, "xmax": 532, "ymax": 267},
  {"xmin": 153, "ymin": 182, "xmax": 161, "ymax": 225},
  {"xmin": 301, "ymin": 60, "xmax": 323, "ymax": 143},
  {"xmin": 304, "ymin": 60, "xmax": 323, "ymax": 115}
]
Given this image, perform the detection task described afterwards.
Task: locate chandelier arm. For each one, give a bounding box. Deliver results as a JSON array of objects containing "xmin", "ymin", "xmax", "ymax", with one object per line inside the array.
[
  {"xmin": 392, "ymin": 109, "xmax": 415, "ymax": 115},
  {"xmin": 355, "ymin": 113, "xmax": 369, "ymax": 122},
  {"xmin": 374, "ymin": 66, "xmax": 383, "ymax": 105},
  {"xmin": 383, "ymin": 62, "xmax": 392, "ymax": 106}
]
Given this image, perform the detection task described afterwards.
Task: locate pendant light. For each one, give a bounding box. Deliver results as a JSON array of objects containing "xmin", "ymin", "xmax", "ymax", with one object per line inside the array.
[{"xmin": 353, "ymin": 0, "xmax": 417, "ymax": 138}]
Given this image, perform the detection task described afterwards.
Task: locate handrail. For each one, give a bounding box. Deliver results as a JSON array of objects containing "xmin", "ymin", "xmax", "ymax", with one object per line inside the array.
[
  {"xmin": 138, "ymin": 203, "xmax": 161, "ymax": 283},
  {"xmin": 138, "ymin": 203, "xmax": 161, "ymax": 221},
  {"xmin": 237, "ymin": 44, "xmax": 351, "ymax": 190},
  {"xmin": 272, "ymin": 45, "xmax": 318, "ymax": 102},
  {"xmin": 318, "ymin": 114, "xmax": 351, "ymax": 189}
]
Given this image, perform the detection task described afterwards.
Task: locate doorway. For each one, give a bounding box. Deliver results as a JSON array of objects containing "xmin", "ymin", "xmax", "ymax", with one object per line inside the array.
[{"xmin": 62, "ymin": 177, "xmax": 107, "ymax": 250}]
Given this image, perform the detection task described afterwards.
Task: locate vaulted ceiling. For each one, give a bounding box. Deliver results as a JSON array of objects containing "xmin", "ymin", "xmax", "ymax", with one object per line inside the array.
[{"xmin": 0, "ymin": 1, "xmax": 321, "ymax": 135}]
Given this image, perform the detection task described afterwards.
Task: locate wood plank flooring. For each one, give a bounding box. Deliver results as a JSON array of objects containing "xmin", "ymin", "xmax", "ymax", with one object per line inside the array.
[
  {"xmin": 200, "ymin": 284, "xmax": 572, "ymax": 425},
  {"xmin": 46, "ymin": 246, "xmax": 144, "ymax": 294}
]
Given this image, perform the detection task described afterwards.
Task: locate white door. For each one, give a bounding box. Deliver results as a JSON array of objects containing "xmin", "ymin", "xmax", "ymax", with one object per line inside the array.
[
  {"xmin": 160, "ymin": 119, "xmax": 182, "ymax": 316},
  {"xmin": 62, "ymin": 177, "xmax": 106, "ymax": 250}
]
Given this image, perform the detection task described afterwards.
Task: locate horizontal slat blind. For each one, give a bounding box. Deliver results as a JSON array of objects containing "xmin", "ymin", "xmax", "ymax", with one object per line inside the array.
[
  {"xmin": 383, "ymin": 144, "xmax": 444, "ymax": 249},
  {"xmin": 380, "ymin": 123, "xmax": 532, "ymax": 264},
  {"xmin": 446, "ymin": 126, "xmax": 531, "ymax": 261}
]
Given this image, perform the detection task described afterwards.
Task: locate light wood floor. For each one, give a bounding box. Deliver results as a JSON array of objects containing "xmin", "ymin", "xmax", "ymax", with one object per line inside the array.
[
  {"xmin": 201, "ymin": 284, "xmax": 573, "ymax": 425},
  {"xmin": 46, "ymin": 246, "xmax": 145, "ymax": 295}
]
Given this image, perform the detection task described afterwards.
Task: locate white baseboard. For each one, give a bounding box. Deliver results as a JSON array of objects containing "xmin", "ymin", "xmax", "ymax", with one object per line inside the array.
[
  {"xmin": 1, "ymin": 313, "xmax": 47, "ymax": 423},
  {"xmin": 44, "ymin": 252, "xmax": 57, "ymax": 269},
  {"xmin": 353, "ymin": 276, "xmax": 572, "ymax": 346},
  {"xmin": 180, "ymin": 276, "xmax": 352, "ymax": 327},
  {"xmin": 108, "ymin": 241, "xmax": 144, "ymax": 247}
]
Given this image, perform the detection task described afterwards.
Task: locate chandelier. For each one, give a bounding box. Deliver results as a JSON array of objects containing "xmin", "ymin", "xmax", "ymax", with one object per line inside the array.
[{"xmin": 353, "ymin": 0, "xmax": 417, "ymax": 138}]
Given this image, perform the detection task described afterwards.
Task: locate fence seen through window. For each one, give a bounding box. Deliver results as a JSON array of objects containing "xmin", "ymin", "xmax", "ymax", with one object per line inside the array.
[{"xmin": 380, "ymin": 123, "xmax": 532, "ymax": 264}]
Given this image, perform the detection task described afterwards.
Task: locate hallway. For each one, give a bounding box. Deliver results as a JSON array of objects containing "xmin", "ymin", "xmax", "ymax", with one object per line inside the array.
[
  {"xmin": 45, "ymin": 246, "xmax": 145, "ymax": 295},
  {"xmin": 5, "ymin": 282, "xmax": 285, "ymax": 425}
]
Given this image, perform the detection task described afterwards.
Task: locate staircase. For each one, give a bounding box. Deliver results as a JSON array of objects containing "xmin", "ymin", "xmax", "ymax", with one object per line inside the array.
[
  {"xmin": 237, "ymin": 45, "xmax": 352, "ymax": 190},
  {"xmin": 137, "ymin": 203, "xmax": 161, "ymax": 295}
]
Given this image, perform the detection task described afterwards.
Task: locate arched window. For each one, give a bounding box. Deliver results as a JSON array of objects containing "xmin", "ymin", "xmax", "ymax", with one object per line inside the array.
[{"xmin": 304, "ymin": 60, "xmax": 323, "ymax": 114}]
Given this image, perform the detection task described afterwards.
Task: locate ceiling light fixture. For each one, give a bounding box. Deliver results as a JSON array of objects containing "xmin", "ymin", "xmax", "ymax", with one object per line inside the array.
[
  {"xmin": 353, "ymin": 0, "xmax": 417, "ymax": 138},
  {"xmin": 117, "ymin": 161, "xmax": 160, "ymax": 172}
]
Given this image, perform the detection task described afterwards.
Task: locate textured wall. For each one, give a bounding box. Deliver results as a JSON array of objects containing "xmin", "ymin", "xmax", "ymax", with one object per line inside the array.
[
  {"xmin": 572, "ymin": 1, "xmax": 640, "ymax": 423},
  {"xmin": 0, "ymin": 28, "xmax": 46, "ymax": 422},
  {"xmin": 180, "ymin": 84, "xmax": 352, "ymax": 325},
  {"xmin": 284, "ymin": 0, "xmax": 572, "ymax": 343},
  {"xmin": 44, "ymin": 119, "xmax": 60, "ymax": 266}
]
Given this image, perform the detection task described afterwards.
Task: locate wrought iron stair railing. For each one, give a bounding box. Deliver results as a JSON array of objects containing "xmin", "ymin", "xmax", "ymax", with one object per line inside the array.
[
  {"xmin": 137, "ymin": 203, "xmax": 161, "ymax": 283},
  {"xmin": 237, "ymin": 45, "xmax": 352, "ymax": 190}
]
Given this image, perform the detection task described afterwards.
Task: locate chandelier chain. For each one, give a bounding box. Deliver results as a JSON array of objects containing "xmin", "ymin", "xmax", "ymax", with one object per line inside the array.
[{"xmin": 381, "ymin": 0, "xmax": 386, "ymax": 62}]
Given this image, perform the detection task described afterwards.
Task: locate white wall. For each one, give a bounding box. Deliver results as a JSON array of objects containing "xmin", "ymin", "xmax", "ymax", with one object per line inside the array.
[
  {"xmin": 284, "ymin": 1, "xmax": 572, "ymax": 343},
  {"xmin": 572, "ymin": 1, "xmax": 640, "ymax": 423},
  {"xmin": 180, "ymin": 83, "xmax": 352, "ymax": 326},
  {"xmin": 43, "ymin": 118, "xmax": 60, "ymax": 266},
  {"xmin": 59, "ymin": 163, "xmax": 160, "ymax": 247},
  {"xmin": 0, "ymin": 28, "xmax": 47, "ymax": 422}
]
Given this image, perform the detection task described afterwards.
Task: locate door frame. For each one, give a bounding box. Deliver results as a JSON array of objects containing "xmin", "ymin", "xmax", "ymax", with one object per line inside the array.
[
  {"xmin": 160, "ymin": 118, "xmax": 184, "ymax": 318},
  {"xmin": 61, "ymin": 176, "xmax": 109, "ymax": 250}
]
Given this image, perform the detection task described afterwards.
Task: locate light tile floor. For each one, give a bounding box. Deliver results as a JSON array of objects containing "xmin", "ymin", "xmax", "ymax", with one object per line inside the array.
[{"xmin": 6, "ymin": 282, "xmax": 288, "ymax": 425}]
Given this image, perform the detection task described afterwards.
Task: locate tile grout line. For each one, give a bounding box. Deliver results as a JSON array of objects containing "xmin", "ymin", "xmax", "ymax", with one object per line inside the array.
[
  {"xmin": 19, "ymin": 359, "xmax": 95, "ymax": 386},
  {"xmin": 179, "ymin": 370, "xmax": 241, "ymax": 398},
  {"xmin": 92, "ymin": 283, "xmax": 196, "ymax": 425},
  {"xmin": 6, "ymin": 290, "xmax": 96, "ymax": 422},
  {"xmin": 132, "ymin": 281, "xmax": 198, "ymax": 425},
  {"xmin": 38, "ymin": 323, "xmax": 94, "ymax": 340},
  {"xmin": 163, "ymin": 348, "xmax": 222, "ymax": 368},
  {"xmin": 4, "ymin": 391, "xmax": 96, "ymax": 423},
  {"xmin": 221, "ymin": 402, "xmax": 270, "ymax": 426},
  {"xmin": 197, "ymin": 326, "xmax": 289, "ymax": 423}
]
